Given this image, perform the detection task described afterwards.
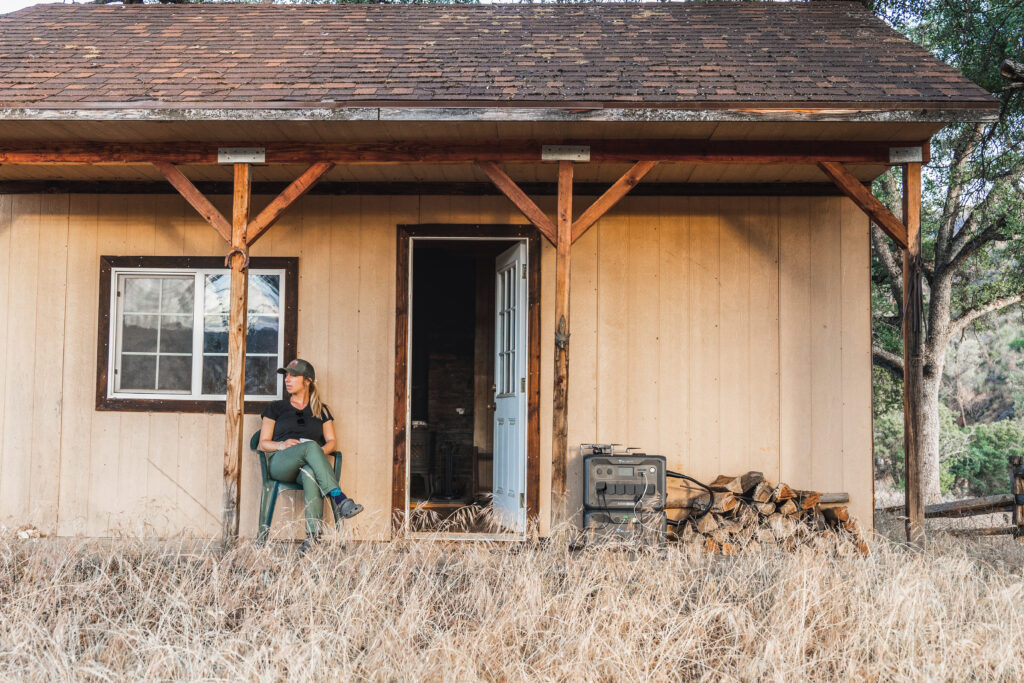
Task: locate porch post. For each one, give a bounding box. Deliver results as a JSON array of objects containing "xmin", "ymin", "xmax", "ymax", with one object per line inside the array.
[
  {"xmin": 902, "ymin": 162, "xmax": 925, "ymax": 546},
  {"xmin": 222, "ymin": 163, "xmax": 251, "ymax": 545},
  {"xmin": 551, "ymin": 160, "xmax": 573, "ymax": 528}
]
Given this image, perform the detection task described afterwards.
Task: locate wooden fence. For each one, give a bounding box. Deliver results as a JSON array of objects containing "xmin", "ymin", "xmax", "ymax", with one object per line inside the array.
[{"xmin": 878, "ymin": 455, "xmax": 1024, "ymax": 539}]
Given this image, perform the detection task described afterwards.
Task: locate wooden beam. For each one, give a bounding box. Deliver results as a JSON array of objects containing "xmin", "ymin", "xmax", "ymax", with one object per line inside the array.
[
  {"xmin": 902, "ymin": 161, "xmax": 924, "ymax": 547},
  {"xmin": 817, "ymin": 161, "xmax": 908, "ymax": 247},
  {"xmin": 550, "ymin": 160, "xmax": 573, "ymax": 529},
  {"xmin": 1, "ymin": 139, "xmax": 923, "ymax": 166},
  {"xmin": 152, "ymin": 161, "xmax": 231, "ymax": 242},
  {"xmin": 246, "ymin": 162, "xmax": 334, "ymax": 247},
  {"xmin": 571, "ymin": 160, "xmax": 658, "ymax": 243},
  {"xmin": 476, "ymin": 161, "xmax": 557, "ymax": 244},
  {"xmin": 222, "ymin": 163, "xmax": 251, "ymax": 546}
]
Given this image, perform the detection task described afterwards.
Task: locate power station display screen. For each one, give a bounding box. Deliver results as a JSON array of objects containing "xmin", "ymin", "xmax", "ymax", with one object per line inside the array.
[{"xmin": 617, "ymin": 467, "xmax": 634, "ymax": 477}]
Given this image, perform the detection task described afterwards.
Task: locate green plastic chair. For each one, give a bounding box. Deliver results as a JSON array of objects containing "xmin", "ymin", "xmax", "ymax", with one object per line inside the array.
[{"xmin": 250, "ymin": 431, "xmax": 343, "ymax": 544}]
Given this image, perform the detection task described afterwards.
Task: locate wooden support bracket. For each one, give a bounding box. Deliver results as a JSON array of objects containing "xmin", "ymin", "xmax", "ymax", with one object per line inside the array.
[
  {"xmin": 246, "ymin": 161, "xmax": 334, "ymax": 246},
  {"xmin": 817, "ymin": 161, "xmax": 908, "ymax": 247},
  {"xmin": 152, "ymin": 161, "xmax": 232, "ymax": 242},
  {"xmin": 572, "ymin": 160, "xmax": 658, "ymax": 243},
  {"xmin": 476, "ymin": 161, "xmax": 557, "ymax": 244}
]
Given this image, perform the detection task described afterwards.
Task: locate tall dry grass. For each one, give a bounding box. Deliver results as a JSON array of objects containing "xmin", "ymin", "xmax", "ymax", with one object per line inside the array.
[{"xmin": 2, "ymin": 517, "xmax": 1023, "ymax": 681}]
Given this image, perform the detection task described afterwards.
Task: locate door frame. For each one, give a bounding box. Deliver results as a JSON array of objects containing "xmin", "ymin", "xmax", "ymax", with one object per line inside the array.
[{"xmin": 392, "ymin": 224, "xmax": 541, "ymax": 537}]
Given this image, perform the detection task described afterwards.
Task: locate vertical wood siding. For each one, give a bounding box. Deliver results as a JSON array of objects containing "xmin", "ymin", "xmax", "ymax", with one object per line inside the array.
[{"xmin": 0, "ymin": 194, "xmax": 873, "ymax": 538}]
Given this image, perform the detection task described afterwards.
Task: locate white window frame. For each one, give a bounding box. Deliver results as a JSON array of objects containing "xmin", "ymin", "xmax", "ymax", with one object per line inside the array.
[{"xmin": 107, "ymin": 266, "xmax": 287, "ymax": 402}]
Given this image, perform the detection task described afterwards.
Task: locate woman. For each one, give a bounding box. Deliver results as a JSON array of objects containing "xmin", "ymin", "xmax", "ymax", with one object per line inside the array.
[{"xmin": 259, "ymin": 358, "xmax": 362, "ymax": 550}]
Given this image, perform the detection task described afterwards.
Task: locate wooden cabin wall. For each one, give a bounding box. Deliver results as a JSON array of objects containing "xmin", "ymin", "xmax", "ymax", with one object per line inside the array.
[
  {"xmin": 564, "ymin": 195, "xmax": 873, "ymax": 528},
  {"xmin": 0, "ymin": 192, "xmax": 872, "ymax": 539}
]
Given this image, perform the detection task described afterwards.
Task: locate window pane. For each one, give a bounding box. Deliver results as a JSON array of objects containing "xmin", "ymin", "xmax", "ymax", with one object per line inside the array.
[
  {"xmin": 202, "ymin": 355, "xmax": 277, "ymax": 396},
  {"xmin": 160, "ymin": 315, "xmax": 193, "ymax": 353},
  {"xmin": 247, "ymin": 315, "xmax": 279, "ymax": 354},
  {"xmin": 120, "ymin": 354, "xmax": 156, "ymax": 390},
  {"xmin": 249, "ymin": 275, "xmax": 280, "ymax": 316},
  {"xmin": 157, "ymin": 355, "xmax": 192, "ymax": 391},
  {"xmin": 123, "ymin": 277, "xmax": 160, "ymax": 313},
  {"xmin": 204, "ymin": 274, "xmax": 229, "ymax": 315},
  {"xmin": 203, "ymin": 315, "xmax": 228, "ymax": 353},
  {"xmin": 246, "ymin": 356, "xmax": 278, "ymax": 395},
  {"xmin": 202, "ymin": 355, "xmax": 227, "ymax": 395},
  {"xmin": 122, "ymin": 314, "xmax": 159, "ymax": 352},
  {"xmin": 161, "ymin": 278, "xmax": 194, "ymax": 315}
]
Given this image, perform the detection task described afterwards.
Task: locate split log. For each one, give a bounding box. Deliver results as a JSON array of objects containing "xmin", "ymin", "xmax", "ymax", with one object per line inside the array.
[
  {"xmin": 740, "ymin": 471, "xmax": 764, "ymax": 493},
  {"xmin": 709, "ymin": 475, "xmax": 744, "ymax": 495},
  {"xmin": 769, "ymin": 514, "xmax": 798, "ymax": 538},
  {"xmin": 695, "ymin": 513, "xmax": 720, "ymax": 535},
  {"xmin": 753, "ymin": 502, "xmax": 776, "ymax": 516},
  {"xmin": 777, "ymin": 499, "xmax": 799, "ymax": 516},
  {"xmin": 771, "ymin": 483, "xmax": 797, "ymax": 502},
  {"xmin": 735, "ymin": 503, "xmax": 759, "ymax": 527},
  {"xmin": 797, "ymin": 490, "xmax": 823, "ymax": 510},
  {"xmin": 711, "ymin": 491, "xmax": 738, "ymax": 514},
  {"xmin": 823, "ymin": 506, "xmax": 850, "ymax": 525},
  {"xmin": 750, "ymin": 482, "xmax": 773, "ymax": 503}
]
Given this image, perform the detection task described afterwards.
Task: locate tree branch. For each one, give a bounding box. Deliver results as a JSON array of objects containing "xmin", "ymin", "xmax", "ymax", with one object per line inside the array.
[
  {"xmin": 938, "ymin": 123, "xmax": 987, "ymax": 267},
  {"xmin": 950, "ymin": 292, "xmax": 1024, "ymax": 338},
  {"xmin": 949, "ymin": 152, "xmax": 1024, "ymax": 257},
  {"xmin": 947, "ymin": 220, "xmax": 1003, "ymax": 274},
  {"xmin": 873, "ymin": 345, "xmax": 905, "ymax": 380}
]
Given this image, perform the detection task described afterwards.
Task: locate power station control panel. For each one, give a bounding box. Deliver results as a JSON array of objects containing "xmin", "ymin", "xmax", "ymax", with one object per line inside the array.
[{"xmin": 582, "ymin": 449, "xmax": 666, "ymax": 510}]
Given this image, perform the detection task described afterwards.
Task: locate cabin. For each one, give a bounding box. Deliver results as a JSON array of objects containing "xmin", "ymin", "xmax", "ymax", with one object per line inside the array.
[{"xmin": 0, "ymin": 3, "xmax": 999, "ymax": 542}]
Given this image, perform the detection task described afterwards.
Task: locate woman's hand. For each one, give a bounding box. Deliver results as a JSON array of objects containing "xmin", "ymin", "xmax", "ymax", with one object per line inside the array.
[{"xmin": 279, "ymin": 439, "xmax": 302, "ymax": 450}]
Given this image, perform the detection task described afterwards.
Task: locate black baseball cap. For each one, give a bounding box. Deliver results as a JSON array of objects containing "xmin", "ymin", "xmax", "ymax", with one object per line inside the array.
[{"xmin": 277, "ymin": 358, "xmax": 315, "ymax": 380}]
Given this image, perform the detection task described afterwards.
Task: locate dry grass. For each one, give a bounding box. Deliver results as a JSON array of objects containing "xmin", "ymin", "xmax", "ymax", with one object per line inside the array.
[{"xmin": 2, "ymin": 517, "xmax": 1024, "ymax": 681}]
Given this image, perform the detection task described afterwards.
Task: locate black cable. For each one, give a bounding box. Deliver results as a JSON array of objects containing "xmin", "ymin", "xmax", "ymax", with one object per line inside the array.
[{"xmin": 666, "ymin": 470, "xmax": 714, "ymax": 518}]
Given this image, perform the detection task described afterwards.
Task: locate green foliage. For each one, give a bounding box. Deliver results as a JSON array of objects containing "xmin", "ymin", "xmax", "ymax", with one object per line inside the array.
[
  {"xmin": 873, "ymin": 397, "xmax": 906, "ymax": 488},
  {"xmin": 944, "ymin": 419, "xmax": 1024, "ymax": 497},
  {"xmin": 872, "ymin": 391, "xmax": 1023, "ymax": 497},
  {"xmin": 1010, "ymin": 338, "xmax": 1024, "ymax": 353}
]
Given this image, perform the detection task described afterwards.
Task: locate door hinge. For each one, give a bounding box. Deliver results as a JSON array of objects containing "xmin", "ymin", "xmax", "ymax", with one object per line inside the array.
[
  {"xmin": 520, "ymin": 492, "xmax": 525, "ymax": 508},
  {"xmin": 522, "ymin": 263, "xmax": 527, "ymax": 280},
  {"xmin": 520, "ymin": 377, "xmax": 526, "ymax": 393}
]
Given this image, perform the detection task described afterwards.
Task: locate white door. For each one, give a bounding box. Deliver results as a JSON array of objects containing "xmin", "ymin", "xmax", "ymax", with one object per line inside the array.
[{"xmin": 492, "ymin": 242, "xmax": 528, "ymax": 532}]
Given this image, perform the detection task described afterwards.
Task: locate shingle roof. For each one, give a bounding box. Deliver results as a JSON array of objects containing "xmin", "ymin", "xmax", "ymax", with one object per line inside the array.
[{"xmin": 0, "ymin": 2, "xmax": 998, "ymax": 111}]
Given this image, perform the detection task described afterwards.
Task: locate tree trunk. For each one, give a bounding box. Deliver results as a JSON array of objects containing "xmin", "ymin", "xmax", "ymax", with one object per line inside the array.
[
  {"xmin": 917, "ymin": 270, "xmax": 953, "ymax": 505},
  {"xmin": 917, "ymin": 369, "xmax": 944, "ymax": 505}
]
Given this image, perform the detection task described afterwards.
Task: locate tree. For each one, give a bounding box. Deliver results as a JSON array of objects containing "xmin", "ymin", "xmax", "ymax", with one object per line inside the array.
[{"xmin": 869, "ymin": 0, "xmax": 1024, "ymax": 503}]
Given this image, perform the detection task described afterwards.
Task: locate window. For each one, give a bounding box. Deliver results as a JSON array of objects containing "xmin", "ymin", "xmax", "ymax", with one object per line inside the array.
[{"xmin": 97, "ymin": 256, "xmax": 297, "ymax": 412}]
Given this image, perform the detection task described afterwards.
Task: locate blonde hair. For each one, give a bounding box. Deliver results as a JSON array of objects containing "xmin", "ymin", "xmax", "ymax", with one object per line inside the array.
[{"xmin": 308, "ymin": 379, "xmax": 327, "ymax": 420}]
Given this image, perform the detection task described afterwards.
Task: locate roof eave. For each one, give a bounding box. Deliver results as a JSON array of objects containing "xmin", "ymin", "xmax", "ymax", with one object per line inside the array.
[{"xmin": 0, "ymin": 102, "xmax": 1001, "ymax": 125}]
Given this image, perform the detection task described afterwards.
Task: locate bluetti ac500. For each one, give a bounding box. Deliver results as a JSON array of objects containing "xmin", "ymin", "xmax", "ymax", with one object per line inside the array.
[{"xmin": 580, "ymin": 444, "xmax": 667, "ymax": 545}]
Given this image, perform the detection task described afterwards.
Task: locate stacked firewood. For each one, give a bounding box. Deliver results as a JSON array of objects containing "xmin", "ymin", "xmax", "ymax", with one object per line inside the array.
[{"xmin": 666, "ymin": 471, "xmax": 867, "ymax": 555}]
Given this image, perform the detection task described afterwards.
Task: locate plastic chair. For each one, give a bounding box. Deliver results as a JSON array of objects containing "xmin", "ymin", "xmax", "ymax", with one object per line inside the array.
[{"xmin": 250, "ymin": 431, "xmax": 343, "ymax": 544}]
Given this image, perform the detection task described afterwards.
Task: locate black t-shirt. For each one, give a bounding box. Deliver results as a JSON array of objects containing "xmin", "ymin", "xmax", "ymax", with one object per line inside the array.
[{"xmin": 261, "ymin": 400, "xmax": 334, "ymax": 445}]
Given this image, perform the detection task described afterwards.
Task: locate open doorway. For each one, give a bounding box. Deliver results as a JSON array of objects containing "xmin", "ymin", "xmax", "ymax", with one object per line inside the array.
[{"xmin": 393, "ymin": 226, "xmax": 541, "ymax": 538}]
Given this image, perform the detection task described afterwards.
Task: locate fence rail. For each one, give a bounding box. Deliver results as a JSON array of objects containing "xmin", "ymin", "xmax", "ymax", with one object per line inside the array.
[{"xmin": 878, "ymin": 456, "xmax": 1023, "ymax": 539}]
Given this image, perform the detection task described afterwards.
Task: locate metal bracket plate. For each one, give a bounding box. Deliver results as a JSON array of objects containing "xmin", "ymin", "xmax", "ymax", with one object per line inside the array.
[
  {"xmin": 218, "ymin": 147, "xmax": 266, "ymax": 164},
  {"xmin": 889, "ymin": 146, "xmax": 924, "ymax": 164},
  {"xmin": 541, "ymin": 145, "xmax": 591, "ymax": 162}
]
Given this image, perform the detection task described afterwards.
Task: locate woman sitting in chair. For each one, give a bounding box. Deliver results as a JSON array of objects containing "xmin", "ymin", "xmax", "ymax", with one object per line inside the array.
[{"xmin": 259, "ymin": 359, "xmax": 363, "ymax": 547}]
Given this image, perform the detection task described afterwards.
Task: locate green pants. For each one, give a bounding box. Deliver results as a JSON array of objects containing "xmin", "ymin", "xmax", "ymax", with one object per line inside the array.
[{"xmin": 268, "ymin": 441, "xmax": 340, "ymax": 538}]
